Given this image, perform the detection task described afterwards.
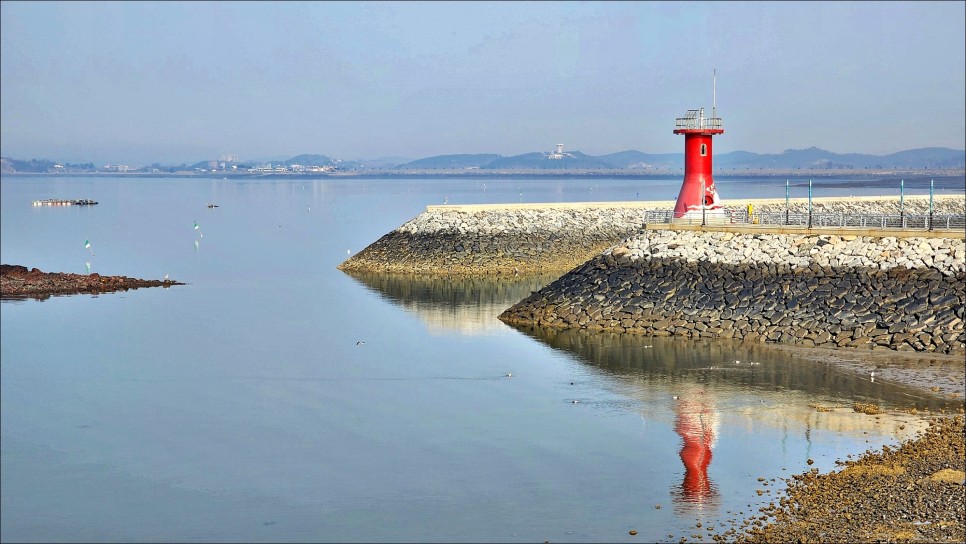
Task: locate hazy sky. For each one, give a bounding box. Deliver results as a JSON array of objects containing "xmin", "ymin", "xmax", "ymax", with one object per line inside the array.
[{"xmin": 2, "ymin": 1, "xmax": 964, "ymax": 165}]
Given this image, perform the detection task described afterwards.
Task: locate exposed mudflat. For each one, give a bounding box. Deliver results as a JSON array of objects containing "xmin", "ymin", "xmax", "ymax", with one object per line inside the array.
[{"xmin": 765, "ymin": 342, "xmax": 966, "ymax": 402}]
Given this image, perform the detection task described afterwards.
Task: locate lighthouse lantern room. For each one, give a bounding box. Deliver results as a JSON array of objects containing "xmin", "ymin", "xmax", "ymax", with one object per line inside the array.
[{"xmin": 672, "ymin": 73, "xmax": 727, "ymax": 223}]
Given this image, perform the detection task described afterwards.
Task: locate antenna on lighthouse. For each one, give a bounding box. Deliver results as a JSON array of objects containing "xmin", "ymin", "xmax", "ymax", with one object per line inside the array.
[{"xmin": 712, "ymin": 69, "xmax": 717, "ymax": 120}]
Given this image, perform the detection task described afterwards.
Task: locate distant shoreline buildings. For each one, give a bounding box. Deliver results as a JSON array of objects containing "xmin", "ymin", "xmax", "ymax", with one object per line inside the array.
[{"xmin": 2, "ymin": 146, "xmax": 964, "ymax": 177}]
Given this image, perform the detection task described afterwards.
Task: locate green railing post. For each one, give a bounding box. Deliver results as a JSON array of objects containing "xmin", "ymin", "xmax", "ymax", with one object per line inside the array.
[
  {"xmin": 785, "ymin": 179, "xmax": 789, "ymax": 225},
  {"xmin": 899, "ymin": 179, "xmax": 904, "ymax": 228},
  {"xmin": 807, "ymin": 179, "xmax": 812, "ymax": 229}
]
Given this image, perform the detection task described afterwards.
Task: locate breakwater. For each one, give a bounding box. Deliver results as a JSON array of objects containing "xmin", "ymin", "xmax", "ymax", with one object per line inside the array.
[
  {"xmin": 341, "ymin": 195, "xmax": 965, "ymax": 355},
  {"xmin": 340, "ymin": 196, "xmax": 964, "ymax": 276},
  {"xmin": 498, "ymin": 229, "xmax": 965, "ymax": 355},
  {"xmin": 338, "ymin": 202, "xmax": 659, "ymax": 276}
]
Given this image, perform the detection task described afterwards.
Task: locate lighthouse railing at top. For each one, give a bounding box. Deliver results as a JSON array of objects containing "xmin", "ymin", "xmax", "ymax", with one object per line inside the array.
[{"xmin": 674, "ymin": 116, "xmax": 723, "ymax": 131}]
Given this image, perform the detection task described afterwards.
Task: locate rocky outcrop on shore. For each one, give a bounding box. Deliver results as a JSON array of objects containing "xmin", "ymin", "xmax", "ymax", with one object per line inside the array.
[
  {"xmin": 498, "ymin": 230, "xmax": 966, "ymax": 355},
  {"xmin": 0, "ymin": 264, "xmax": 183, "ymax": 299}
]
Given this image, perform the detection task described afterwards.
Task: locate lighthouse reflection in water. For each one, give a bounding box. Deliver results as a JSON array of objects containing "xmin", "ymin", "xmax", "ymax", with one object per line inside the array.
[{"xmin": 672, "ymin": 384, "xmax": 720, "ymax": 512}]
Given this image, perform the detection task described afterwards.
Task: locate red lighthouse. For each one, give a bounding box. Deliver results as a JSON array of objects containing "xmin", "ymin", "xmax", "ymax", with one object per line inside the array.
[{"xmin": 672, "ymin": 76, "xmax": 726, "ymax": 222}]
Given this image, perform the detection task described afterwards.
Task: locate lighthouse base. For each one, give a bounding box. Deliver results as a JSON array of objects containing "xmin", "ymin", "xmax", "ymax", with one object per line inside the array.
[{"xmin": 671, "ymin": 207, "xmax": 731, "ymax": 225}]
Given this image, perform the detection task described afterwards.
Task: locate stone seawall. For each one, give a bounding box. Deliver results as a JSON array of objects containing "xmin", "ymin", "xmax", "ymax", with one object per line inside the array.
[
  {"xmin": 340, "ymin": 195, "xmax": 965, "ymax": 354},
  {"xmin": 339, "ymin": 196, "xmax": 964, "ymax": 276},
  {"xmin": 338, "ymin": 203, "xmax": 656, "ymax": 276},
  {"xmin": 498, "ymin": 230, "xmax": 966, "ymax": 355}
]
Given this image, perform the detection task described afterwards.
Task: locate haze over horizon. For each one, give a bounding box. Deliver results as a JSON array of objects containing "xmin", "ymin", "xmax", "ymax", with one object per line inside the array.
[{"xmin": 2, "ymin": 1, "xmax": 964, "ymax": 167}]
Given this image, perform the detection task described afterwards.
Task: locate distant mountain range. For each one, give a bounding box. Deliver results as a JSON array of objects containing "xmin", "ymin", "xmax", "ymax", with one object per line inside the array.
[
  {"xmin": 393, "ymin": 147, "xmax": 966, "ymax": 171},
  {"xmin": 2, "ymin": 147, "xmax": 964, "ymax": 174}
]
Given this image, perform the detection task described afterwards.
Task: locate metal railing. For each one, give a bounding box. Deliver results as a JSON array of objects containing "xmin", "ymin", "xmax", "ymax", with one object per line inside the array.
[
  {"xmin": 642, "ymin": 209, "xmax": 966, "ymax": 231},
  {"xmin": 643, "ymin": 179, "xmax": 965, "ymax": 232},
  {"xmin": 674, "ymin": 116, "xmax": 723, "ymax": 131},
  {"xmin": 674, "ymin": 108, "xmax": 723, "ymax": 131}
]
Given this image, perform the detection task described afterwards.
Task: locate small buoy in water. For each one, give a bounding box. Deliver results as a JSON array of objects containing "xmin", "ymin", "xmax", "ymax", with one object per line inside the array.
[{"xmin": 629, "ymin": 530, "xmax": 637, "ymax": 536}]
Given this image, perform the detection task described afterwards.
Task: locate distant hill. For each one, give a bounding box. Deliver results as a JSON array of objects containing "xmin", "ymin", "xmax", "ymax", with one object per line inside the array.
[
  {"xmin": 594, "ymin": 150, "xmax": 683, "ymax": 169},
  {"xmin": 395, "ymin": 147, "xmax": 965, "ymax": 171},
  {"xmin": 357, "ymin": 156, "xmax": 415, "ymax": 169},
  {"xmin": 1, "ymin": 157, "xmax": 58, "ymax": 173},
  {"xmin": 284, "ymin": 154, "xmax": 333, "ymax": 167},
  {"xmin": 395, "ymin": 154, "xmax": 502, "ymax": 169},
  {"xmin": 1, "ymin": 157, "xmax": 95, "ymax": 173},
  {"xmin": 481, "ymin": 151, "xmax": 613, "ymax": 170},
  {"xmin": 715, "ymin": 147, "xmax": 966, "ymax": 170}
]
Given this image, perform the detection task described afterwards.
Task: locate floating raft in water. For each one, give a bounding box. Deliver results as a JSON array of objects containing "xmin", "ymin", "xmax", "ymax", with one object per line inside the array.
[{"xmin": 32, "ymin": 199, "xmax": 99, "ymax": 207}]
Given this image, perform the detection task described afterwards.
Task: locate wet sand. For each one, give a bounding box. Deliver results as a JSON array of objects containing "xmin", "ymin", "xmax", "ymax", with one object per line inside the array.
[{"xmin": 767, "ymin": 343, "xmax": 966, "ymax": 402}]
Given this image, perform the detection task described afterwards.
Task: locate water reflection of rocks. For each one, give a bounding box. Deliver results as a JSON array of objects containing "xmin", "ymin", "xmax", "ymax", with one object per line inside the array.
[
  {"xmin": 511, "ymin": 326, "xmax": 960, "ymax": 516},
  {"xmin": 343, "ymin": 271, "xmax": 560, "ymax": 335},
  {"xmin": 512, "ymin": 325, "xmax": 961, "ymax": 414}
]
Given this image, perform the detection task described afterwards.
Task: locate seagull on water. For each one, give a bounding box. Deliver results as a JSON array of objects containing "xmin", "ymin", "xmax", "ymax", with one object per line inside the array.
[{"xmin": 356, "ymin": 341, "xmax": 366, "ymax": 346}]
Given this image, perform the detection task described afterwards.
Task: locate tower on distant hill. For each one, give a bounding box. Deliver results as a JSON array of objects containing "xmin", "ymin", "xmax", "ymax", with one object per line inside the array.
[{"xmin": 672, "ymin": 72, "xmax": 726, "ymax": 222}]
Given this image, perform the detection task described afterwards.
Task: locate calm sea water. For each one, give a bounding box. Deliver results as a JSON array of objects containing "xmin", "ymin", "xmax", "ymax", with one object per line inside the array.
[{"xmin": 1, "ymin": 175, "xmax": 961, "ymax": 543}]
